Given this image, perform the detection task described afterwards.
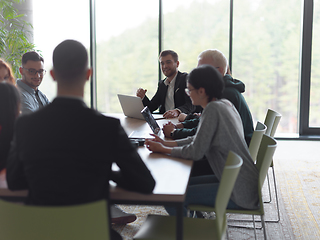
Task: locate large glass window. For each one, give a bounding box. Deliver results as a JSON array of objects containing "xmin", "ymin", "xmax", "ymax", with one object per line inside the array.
[
  {"xmin": 95, "ymin": 0, "xmax": 159, "ymax": 113},
  {"xmin": 233, "ymin": 0, "xmax": 301, "ymax": 136},
  {"xmin": 30, "ymin": 0, "xmax": 318, "ymax": 137},
  {"xmin": 310, "ymin": 0, "xmax": 320, "ymax": 127},
  {"xmin": 163, "ymin": 0, "xmax": 230, "ymax": 74},
  {"xmin": 33, "ymin": 0, "xmax": 91, "ymax": 105}
]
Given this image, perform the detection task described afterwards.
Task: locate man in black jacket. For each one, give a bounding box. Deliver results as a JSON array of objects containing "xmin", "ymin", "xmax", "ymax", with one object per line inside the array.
[
  {"xmin": 7, "ymin": 40, "xmax": 155, "ymax": 240},
  {"xmin": 136, "ymin": 50, "xmax": 193, "ymax": 118}
]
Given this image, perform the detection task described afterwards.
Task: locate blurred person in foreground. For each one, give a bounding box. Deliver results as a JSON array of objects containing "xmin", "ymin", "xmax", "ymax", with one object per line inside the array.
[
  {"xmin": 6, "ymin": 39, "xmax": 155, "ymax": 240},
  {"xmin": 0, "ymin": 82, "xmax": 20, "ymax": 171}
]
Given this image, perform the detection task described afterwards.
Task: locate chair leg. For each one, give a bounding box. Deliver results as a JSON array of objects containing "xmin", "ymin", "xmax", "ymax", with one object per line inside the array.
[
  {"xmin": 252, "ymin": 215, "xmax": 257, "ymax": 240},
  {"xmin": 261, "ymin": 165, "xmax": 280, "ymax": 223},
  {"xmin": 227, "ymin": 214, "xmax": 262, "ymax": 230},
  {"xmin": 226, "ymin": 225, "xmax": 229, "ymax": 240},
  {"xmin": 264, "ymin": 170, "xmax": 272, "ymax": 203},
  {"xmin": 264, "ymin": 166, "xmax": 280, "ymax": 223},
  {"xmin": 265, "ymin": 166, "xmax": 280, "ymax": 223},
  {"xmin": 261, "ymin": 214, "xmax": 267, "ymax": 240}
]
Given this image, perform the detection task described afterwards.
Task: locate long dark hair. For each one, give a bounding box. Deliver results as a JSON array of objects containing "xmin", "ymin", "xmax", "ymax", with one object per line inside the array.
[
  {"xmin": 187, "ymin": 64, "xmax": 225, "ymax": 101},
  {"xmin": 0, "ymin": 82, "xmax": 21, "ymax": 170}
]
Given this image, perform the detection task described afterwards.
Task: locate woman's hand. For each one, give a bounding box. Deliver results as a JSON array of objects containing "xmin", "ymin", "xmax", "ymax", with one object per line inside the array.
[
  {"xmin": 149, "ymin": 133, "xmax": 164, "ymax": 144},
  {"xmin": 145, "ymin": 139, "xmax": 166, "ymax": 153},
  {"xmin": 145, "ymin": 134, "xmax": 177, "ymax": 154}
]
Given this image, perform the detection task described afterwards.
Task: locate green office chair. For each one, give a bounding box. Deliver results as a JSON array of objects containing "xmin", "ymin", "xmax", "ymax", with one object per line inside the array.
[
  {"xmin": 227, "ymin": 134, "xmax": 276, "ymax": 240},
  {"xmin": 263, "ymin": 108, "xmax": 282, "ymax": 223},
  {"xmin": 219, "ymin": 121, "xmax": 267, "ymax": 225},
  {"xmin": 0, "ymin": 199, "xmax": 110, "ymax": 240},
  {"xmin": 134, "ymin": 151, "xmax": 243, "ymax": 240},
  {"xmin": 189, "ymin": 134, "xmax": 277, "ymax": 240},
  {"xmin": 249, "ymin": 121, "xmax": 267, "ymax": 163}
]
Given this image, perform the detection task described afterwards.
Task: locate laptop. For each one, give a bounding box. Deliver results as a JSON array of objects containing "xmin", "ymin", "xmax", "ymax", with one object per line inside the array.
[
  {"xmin": 141, "ymin": 106, "xmax": 161, "ymax": 135},
  {"xmin": 117, "ymin": 94, "xmax": 145, "ymax": 120},
  {"xmin": 117, "ymin": 94, "xmax": 165, "ymax": 120},
  {"xmin": 129, "ymin": 106, "xmax": 161, "ymax": 139}
]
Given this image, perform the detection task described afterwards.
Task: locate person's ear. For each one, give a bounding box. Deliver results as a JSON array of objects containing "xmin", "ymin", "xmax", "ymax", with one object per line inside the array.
[
  {"xmin": 176, "ymin": 60, "xmax": 180, "ymax": 68},
  {"xmin": 86, "ymin": 68, "xmax": 92, "ymax": 81},
  {"xmin": 218, "ymin": 67, "xmax": 225, "ymax": 76},
  {"xmin": 19, "ymin": 67, "xmax": 23, "ymax": 76},
  {"xmin": 50, "ymin": 69, "xmax": 56, "ymax": 81},
  {"xmin": 198, "ymin": 87, "xmax": 205, "ymax": 95}
]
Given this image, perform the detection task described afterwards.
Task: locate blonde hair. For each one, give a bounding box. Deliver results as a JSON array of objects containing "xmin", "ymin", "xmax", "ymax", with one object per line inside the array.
[{"xmin": 198, "ymin": 49, "xmax": 228, "ymax": 75}]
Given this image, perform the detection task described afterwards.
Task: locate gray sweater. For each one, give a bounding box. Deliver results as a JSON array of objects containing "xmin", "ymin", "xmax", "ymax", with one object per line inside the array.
[{"xmin": 171, "ymin": 99, "xmax": 259, "ymax": 209}]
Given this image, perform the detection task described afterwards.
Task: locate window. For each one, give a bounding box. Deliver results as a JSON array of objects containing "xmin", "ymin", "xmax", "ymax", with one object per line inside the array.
[
  {"xmin": 33, "ymin": 0, "xmax": 90, "ymax": 105},
  {"xmin": 162, "ymin": 0, "xmax": 230, "ymax": 74},
  {"xmin": 30, "ymin": 0, "xmax": 319, "ymax": 137},
  {"xmin": 233, "ymin": 0, "xmax": 301, "ymax": 136},
  {"xmin": 309, "ymin": 0, "xmax": 320, "ymax": 127},
  {"xmin": 95, "ymin": 0, "xmax": 159, "ymax": 113}
]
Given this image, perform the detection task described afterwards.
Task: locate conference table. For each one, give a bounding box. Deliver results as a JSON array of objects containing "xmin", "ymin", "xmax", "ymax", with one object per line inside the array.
[
  {"xmin": 0, "ymin": 113, "xmax": 193, "ymax": 240},
  {"xmin": 107, "ymin": 113, "xmax": 193, "ymax": 240}
]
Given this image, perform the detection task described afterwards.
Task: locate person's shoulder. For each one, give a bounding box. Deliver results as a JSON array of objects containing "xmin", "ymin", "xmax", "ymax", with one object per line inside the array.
[
  {"xmin": 38, "ymin": 89, "xmax": 49, "ymax": 99},
  {"xmin": 178, "ymin": 71, "xmax": 188, "ymax": 79},
  {"xmin": 16, "ymin": 79, "xmax": 29, "ymax": 93},
  {"xmin": 223, "ymin": 74, "xmax": 245, "ymax": 93},
  {"xmin": 206, "ymin": 99, "xmax": 233, "ymax": 112},
  {"xmin": 222, "ymin": 87, "xmax": 241, "ymax": 101},
  {"xmin": 91, "ymin": 111, "xmax": 121, "ymax": 125}
]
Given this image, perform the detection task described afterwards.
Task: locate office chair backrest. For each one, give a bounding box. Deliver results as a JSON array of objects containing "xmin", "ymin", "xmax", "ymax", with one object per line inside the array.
[
  {"xmin": 215, "ymin": 151, "xmax": 243, "ymax": 236},
  {"xmin": 255, "ymin": 134, "xmax": 277, "ymax": 188},
  {"xmin": 0, "ymin": 199, "xmax": 110, "ymax": 240},
  {"xmin": 249, "ymin": 121, "xmax": 267, "ymax": 162},
  {"xmin": 264, "ymin": 109, "xmax": 282, "ymax": 137}
]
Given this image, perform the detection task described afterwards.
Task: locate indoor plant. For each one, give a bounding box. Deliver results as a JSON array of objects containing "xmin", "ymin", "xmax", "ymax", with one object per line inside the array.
[{"xmin": 0, "ymin": 0, "xmax": 36, "ymax": 77}]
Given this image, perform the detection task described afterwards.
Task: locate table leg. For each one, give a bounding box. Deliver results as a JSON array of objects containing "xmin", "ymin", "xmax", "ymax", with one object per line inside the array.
[{"xmin": 176, "ymin": 204, "xmax": 183, "ymax": 240}]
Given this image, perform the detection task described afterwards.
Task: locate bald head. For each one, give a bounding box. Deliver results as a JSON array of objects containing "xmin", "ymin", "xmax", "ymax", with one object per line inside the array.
[
  {"xmin": 197, "ymin": 49, "xmax": 228, "ymax": 76},
  {"xmin": 52, "ymin": 39, "xmax": 89, "ymax": 83}
]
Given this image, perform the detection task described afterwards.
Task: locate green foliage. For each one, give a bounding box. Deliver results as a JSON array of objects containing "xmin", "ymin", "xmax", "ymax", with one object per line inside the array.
[
  {"xmin": 96, "ymin": 0, "xmax": 318, "ymax": 133},
  {"xmin": 232, "ymin": 0, "xmax": 301, "ymax": 132},
  {"xmin": 0, "ymin": 0, "xmax": 36, "ymax": 77}
]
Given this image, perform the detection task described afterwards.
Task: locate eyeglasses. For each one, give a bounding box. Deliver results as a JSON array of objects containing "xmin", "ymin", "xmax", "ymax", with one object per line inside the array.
[
  {"xmin": 22, "ymin": 67, "xmax": 46, "ymax": 76},
  {"xmin": 185, "ymin": 88, "xmax": 196, "ymax": 96}
]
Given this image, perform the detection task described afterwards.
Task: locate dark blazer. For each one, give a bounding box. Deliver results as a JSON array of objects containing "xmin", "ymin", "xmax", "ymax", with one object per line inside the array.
[
  {"xmin": 142, "ymin": 71, "xmax": 194, "ymax": 114},
  {"xmin": 6, "ymin": 97, "xmax": 155, "ymax": 206}
]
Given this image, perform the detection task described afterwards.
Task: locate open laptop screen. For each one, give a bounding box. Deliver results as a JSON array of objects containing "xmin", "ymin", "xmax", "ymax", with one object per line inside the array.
[{"xmin": 141, "ymin": 106, "xmax": 160, "ymax": 134}]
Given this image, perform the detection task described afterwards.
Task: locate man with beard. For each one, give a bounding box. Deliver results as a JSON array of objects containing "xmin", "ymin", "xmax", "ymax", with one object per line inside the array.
[
  {"xmin": 16, "ymin": 51, "xmax": 50, "ymax": 115},
  {"xmin": 136, "ymin": 50, "xmax": 193, "ymax": 118}
]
